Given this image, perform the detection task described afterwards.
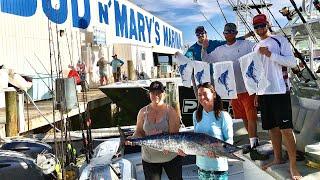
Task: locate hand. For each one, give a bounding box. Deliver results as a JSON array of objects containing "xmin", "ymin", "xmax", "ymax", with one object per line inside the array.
[
  {"xmin": 259, "ymin": 47, "xmax": 272, "ymax": 57},
  {"xmin": 177, "ymin": 149, "xmax": 187, "ymax": 157},
  {"xmin": 254, "ymin": 95, "xmax": 259, "ymax": 107},
  {"xmin": 174, "ymin": 51, "xmax": 181, "ymax": 58},
  {"xmin": 202, "ymin": 38, "xmax": 209, "ymax": 49},
  {"xmin": 125, "ymin": 136, "xmax": 134, "ymax": 146},
  {"xmin": 244, "ymin": 31, "xmax": 255, "ymax": 39},
  {"xmin": 207, "ymin": 151, "xmax": 217, "ymax": 158}
]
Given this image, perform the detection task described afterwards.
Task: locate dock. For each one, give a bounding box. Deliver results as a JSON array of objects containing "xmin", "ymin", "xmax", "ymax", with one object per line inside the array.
[{"xmin": 0, "ymin": 88, "xmax": 111, "ymax": 136}]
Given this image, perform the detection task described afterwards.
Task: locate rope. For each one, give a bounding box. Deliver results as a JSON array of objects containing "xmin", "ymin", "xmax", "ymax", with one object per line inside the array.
[{"xmin": 216, "ymin": 0, "xmax": 228, "ymax": 23}]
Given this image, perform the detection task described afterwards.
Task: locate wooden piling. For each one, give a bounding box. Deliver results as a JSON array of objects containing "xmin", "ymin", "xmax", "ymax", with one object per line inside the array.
[
  {"xmin": 127, "ymin": 60, "xmax": 135, "ymax": 80},
  {"xmin": 165, "ymin": 82, "xmax": 182, "ymax": 120},
  {"xmin": 5, "ymin": 90, "xmax": 18, "ymax": 137}
]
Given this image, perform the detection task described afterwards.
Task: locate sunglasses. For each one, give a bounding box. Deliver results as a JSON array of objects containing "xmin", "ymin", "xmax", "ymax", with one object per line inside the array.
[
  {"xmin": 253, "ymin": 23, "xmax": 267, "ymax": 29},
  {"xmin": 196, "ymin": 32, "xmax": 206, "ymax": 37},
  {"xmin": 223, "ymin": 30, "xmax": 237, "ymax": 34}
]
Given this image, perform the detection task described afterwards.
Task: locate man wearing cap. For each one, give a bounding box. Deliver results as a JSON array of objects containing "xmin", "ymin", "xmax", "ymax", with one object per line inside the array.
[
  {"xmin": 110, "ymin": 54, "xmax": 124, "ymax": 82},
  {"xmin": 185, "ymin": 26, "xmax": 252, "ymax": 62},
  {"xmin": 202, "ymin": 23, "xmax": 269, "ymax": 161},
  {"xmin": 252, "ymin": 14, "xmax": 301, "ymax": 179}
]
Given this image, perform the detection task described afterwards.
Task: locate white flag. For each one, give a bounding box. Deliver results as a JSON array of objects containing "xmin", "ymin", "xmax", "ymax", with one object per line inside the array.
[
  {"xmin": 174, "ymin": 52, "xmax": 193, "ymax": 87},
  {"xmin": 239, "ymin": 52, "xmax": 269, "ymax": 95},
  {"xmin": 213, "ymin": 61, "xmax": 237, "ymax": 99},
  {"xmin": 192, "ymin": 61, "xmax": 211, "ymax": 85}
]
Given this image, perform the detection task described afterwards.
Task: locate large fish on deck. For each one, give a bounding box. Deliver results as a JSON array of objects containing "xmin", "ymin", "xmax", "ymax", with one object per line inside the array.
[{"xmin": 120, "ymin": 128, "xmax": 243, "ymax": 161}]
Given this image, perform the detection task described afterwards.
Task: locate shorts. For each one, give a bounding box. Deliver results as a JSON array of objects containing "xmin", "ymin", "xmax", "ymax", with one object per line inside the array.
[
  {"xmin": 99, "ymin": 69, "xmax": 108, "ymax": 77},
  {"xmin": 231, "ymin": 92, "xmax": 257, "ymax": 121},
  {"xmin": 258, "ymin": 93, "xmax": 293, "ymax": 130},
  {"xmin": 142, "ymin": 156, "xmax": 182, "ymax": 180}
]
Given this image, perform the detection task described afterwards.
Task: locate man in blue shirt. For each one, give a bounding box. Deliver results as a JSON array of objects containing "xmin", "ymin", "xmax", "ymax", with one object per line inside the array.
[{"xmin": 110, "ymin": 54, "xmax": 124, "ymax": 82}]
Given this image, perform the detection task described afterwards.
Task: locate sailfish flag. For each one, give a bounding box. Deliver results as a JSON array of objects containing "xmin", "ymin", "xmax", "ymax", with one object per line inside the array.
[
  {"xmin": 213, "ymin": 61, "xmax": 237, "ymax": 99},
  {"xmin": 174, "ymin": 52, "xmax": 193, "ymax": 87},
  {"xmin": 193, "ymin": 61, "xmax": 210, "ymax": 85},
  {"xmin": 239, "ymin": 52, "xmax": 269, "ymax": 95}
]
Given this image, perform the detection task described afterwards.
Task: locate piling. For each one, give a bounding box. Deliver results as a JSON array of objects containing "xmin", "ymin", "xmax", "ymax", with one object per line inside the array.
[{"xmin": 5, "ymin": 90, "xmax": 18, "ymax": 137}]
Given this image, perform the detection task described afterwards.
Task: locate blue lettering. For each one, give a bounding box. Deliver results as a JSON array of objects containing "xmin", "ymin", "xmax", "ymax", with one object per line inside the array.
[
  {"xmin": 1, "ymin": 0, "xmax": 37, "ymax": 17},
  {"xmin": 145, "ymin": 17, "xmax": 153, "ymax": 43},
  {"xmin": 155, "ymin": 21, "xmax": 160, "ymax": 45},
  {"xmin": 98, "ymin": 2, "xmax": 109, "ymax": 24},
  {"xmin": 171, "ymin": 30, "xmax": 175, "ymax": 48},
  {"xmin": 178, "ymin": 33, "xmax": 182, "ymax": 49},
  {"xmin": 114, "ymin": 0, "xmax": 128, "ymax": 38},
  {"xmin": 42, "ymin": 0, "xmax": 68, "ymax": 24},
  {"xmin": 137, "ymin": 12, "xmax": 145, "ymax": 42},
  {"xmin": 71, "ymin": 0, "xmax": 90, "ymax": 29},
  {"xmin": 163, "ymin": 26, "xmax": 169, "ymax": 46},
  {"xmin": 129, "ymin": 9, "xmax": 137, "ymax": 40}
]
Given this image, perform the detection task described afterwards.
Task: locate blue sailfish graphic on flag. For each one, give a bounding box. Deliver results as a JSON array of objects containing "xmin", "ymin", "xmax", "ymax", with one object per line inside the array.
[
  {"xmin": 179, "ymin": 63, "xmax": 188, "ymax": 82},
  {"xmin": 218, "ymin": 70, "xmax": 233, "ymax": 96},
  {"xmin": 246, "ymin": 61, "xmax": 259, "ymax": 87},
  {"xmin": 196, "ymin": 69, "xmax": 204, "ymax": 84}
]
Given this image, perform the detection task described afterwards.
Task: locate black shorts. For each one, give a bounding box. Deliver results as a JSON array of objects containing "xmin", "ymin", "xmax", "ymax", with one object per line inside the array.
[
  {"xmin": 142, "ymin": 156, "xmax": 183, "ymax": 180},
  {"xmin": 258, "ymin": 93, "xmax": 293, "ymax": 130}
]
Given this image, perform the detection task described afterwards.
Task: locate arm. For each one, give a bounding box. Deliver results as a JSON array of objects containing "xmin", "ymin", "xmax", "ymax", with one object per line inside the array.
[
  {"xmin": 132, "ymin": 107, "xmax": 146, "ymax": 138},
  {"xmin": 221, "ymin": 112, "xmax": 233, "ymax": 144},
  {"xmin": 168, "ymin": 106, "xmax": 180, "ymax": 133},
  {"xmin": 201, "ymin": 47, "xmax": 219, "ymax": 63}
]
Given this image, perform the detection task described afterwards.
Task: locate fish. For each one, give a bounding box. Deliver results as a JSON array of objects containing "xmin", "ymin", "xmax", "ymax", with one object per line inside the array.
[
  {"xmin": 195, "ymin": 69, "xmax": 204, "ymax": 84},
  {"xmin": 246, "ymin": 61, "xmax": 259, "ymax": 87},
  {"xmin": 179, "ymin": 63, "xmax": 188, "ymax": 76},
  {"xmin": 218, "ymin": 70, "xmax": 233, "ymax": 96},
  {"xmin": 119, "ymin": 128, "xmax": 244, "ymax": 161}
]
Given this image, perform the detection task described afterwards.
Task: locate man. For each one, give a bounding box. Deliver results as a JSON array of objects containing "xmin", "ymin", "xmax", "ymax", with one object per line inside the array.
[
  {"xmin": 202, "ymin": 23, "xmax": 268, "ymax": 161},
  {"xmin": 185, "ymin": 26, "xmax": 252, "ymax": 61},
  {"xmin": 110, "ymin": 54, "xmax": 124, "ymax": 82},
  {"xmin": 252, "ymin": 14, "xmax": 301, "ymax": 179},
  {"xmin": 96, "ymin": 55, "xmax": 109, "ymax": 85}
]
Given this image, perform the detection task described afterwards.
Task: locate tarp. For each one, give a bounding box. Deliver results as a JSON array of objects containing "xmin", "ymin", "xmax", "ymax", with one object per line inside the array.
[{"xmin": 174, "ymin": 53, "xmax": 193, "ymax": 87}]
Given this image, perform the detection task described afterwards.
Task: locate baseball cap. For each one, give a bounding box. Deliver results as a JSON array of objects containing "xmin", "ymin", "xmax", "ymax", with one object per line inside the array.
[
  {"xmin": 253, "ymin": 14, "xmax": 268, "ymax": 25},
  {"xmin": 223, "ymin": 23, "xmax": 238, "ymax": 34},
  {"xmin": 112, "ymin": 54, "xmax": 117, "ymax": 57},
  {"xmin": 149, "ymin": 81, "xmax": 165, "ymax": 92},
  {"xmin": 195, "ymin": 26, "xmax": 206, "ymax": 34}
]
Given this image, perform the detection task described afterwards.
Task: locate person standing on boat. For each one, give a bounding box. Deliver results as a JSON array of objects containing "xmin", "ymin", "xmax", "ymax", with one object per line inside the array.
[
  {"xmin": 188, "ymin": 82, "xmax": 233, "ymax": 180},
  {"xmin": 129, "ymin": 81, "xmax": 182, "ymax": 180},
  {"xmin": 110, "ymin": 54, "xmax": 124, "ymax": 82},
  {"xmin": 252, "ymin": 14, "xmax": 301, "ymax": 180},
  {"xmin": 201, "ymin": 23, "xmax": 269, "ymax": 161}
]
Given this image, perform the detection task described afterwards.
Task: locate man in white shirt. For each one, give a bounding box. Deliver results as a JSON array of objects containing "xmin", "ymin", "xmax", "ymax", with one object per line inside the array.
[
  {"xmin": 202, "ymin": 23, "xmax": 268, "ymax": 161},
  {"xmin": 252, "ymin": 14, "xmax": 301, "ymax": 179}
]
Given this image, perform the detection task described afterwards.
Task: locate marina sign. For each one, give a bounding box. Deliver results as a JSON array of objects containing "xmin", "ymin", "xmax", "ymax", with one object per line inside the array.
[{"xmin": 0, "ymin": 0, "xmax": 183, "ymax": 49}]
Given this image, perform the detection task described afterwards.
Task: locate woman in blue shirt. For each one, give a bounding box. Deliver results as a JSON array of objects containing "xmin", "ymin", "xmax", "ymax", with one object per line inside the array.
[{"xmin": 193, "ymin": 82, "xmax": 233, "ymax": 180}]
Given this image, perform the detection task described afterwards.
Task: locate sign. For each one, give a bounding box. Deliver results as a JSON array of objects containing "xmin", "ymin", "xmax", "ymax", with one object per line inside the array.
[{"xmin": 182, "ymin": 99, "xmax": 198, "ymax": 114}]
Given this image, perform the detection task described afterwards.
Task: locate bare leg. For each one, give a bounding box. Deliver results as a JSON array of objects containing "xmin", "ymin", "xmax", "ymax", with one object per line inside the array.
[
  {"xmin": 281, "ymin": 129, "xmax": 301, "ymax": 179},
  {"xmin": 100, "ymin": 77, "xmax": 104, "ymax": 85},
  {"xmin": 243, "ymin": 119, "xmax": 249, "ymax": 132},
  {"xmin": 262, "ymin": 127, "xmax": 285, "ymax": 170},
  {"xmin": 247, "ymin": 119, "xmax": 257, "ymax": 138}
]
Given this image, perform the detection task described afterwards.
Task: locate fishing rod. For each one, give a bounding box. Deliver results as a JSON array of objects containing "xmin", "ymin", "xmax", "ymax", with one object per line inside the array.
[
  {"xmin": 216, "ymin": 0, "xmax": 228, "ymax": 23},
  {"xmin": 225, "ymin": 0, "xmax": 260, "ymax": 42},
  {"xmin": 258, "ymin": 0, "xmax": 317, "ymax": 80},
  {"xmin": 199, "ymin": 10, "xmax": 224, "ymax": 40},
  {"xmin": 34, "ymin": 53, "xmax": 51, "ymax": 76}
]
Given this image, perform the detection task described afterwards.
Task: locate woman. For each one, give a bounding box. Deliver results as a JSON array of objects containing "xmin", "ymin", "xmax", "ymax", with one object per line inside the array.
[
  {"xmin": 129, "ymin": 81, "xmax": 182, "ymax": 180},
  {"xmin": 193, "ymin": 82, "xmax": 233, "ymax": 180}
]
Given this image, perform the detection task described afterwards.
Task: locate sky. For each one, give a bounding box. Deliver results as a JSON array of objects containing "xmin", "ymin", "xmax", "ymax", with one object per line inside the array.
[{"xmin": 131, "ymin": 0, "xmax": 304, "ymax": 47}]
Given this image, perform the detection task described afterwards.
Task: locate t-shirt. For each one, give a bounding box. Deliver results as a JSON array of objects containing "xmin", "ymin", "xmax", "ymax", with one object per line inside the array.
[
  {"xmin": 252, "ymin": 35, "xmax": 296, "ymax": 95},
  {"xmin": 193, "ymin": 111, "xmax": 233, "ymax": 171},
  {"xmin": 202, "ymin": 40, "xmax": 254, "ymax": 94},
  {"xmin": 110, "ymin": 58, "xmax": 124, "ymax": 73}
]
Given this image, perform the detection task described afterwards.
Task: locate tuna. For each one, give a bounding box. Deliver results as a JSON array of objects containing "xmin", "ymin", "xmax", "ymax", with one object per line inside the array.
[{"xmin": 120, "ymin": 128, "xmax": 244, "ymax": 161}]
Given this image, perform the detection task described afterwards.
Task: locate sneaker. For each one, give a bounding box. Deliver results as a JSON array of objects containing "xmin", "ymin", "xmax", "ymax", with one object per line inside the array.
[
  {"xmin": 250, "ymin": 148, "xmax": 269, "ymax": 161},
  {"xmin": 242, "ymin": 145, "xmax": 251, "ymax": 154}
]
